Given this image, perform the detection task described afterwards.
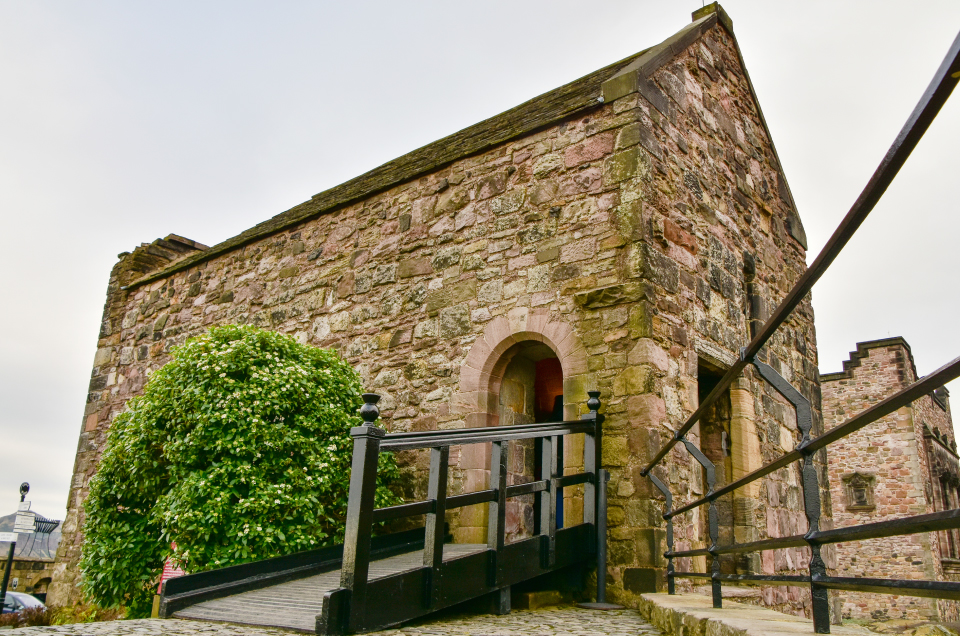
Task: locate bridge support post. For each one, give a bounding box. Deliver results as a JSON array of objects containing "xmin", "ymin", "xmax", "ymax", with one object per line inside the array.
[
  {"xmin": 340, "ymin": 393, "xmax": 386, "ymax": 633},
  {"xmin": 491, "ymin": 585, "xmax": 511, "ymax": 615}
]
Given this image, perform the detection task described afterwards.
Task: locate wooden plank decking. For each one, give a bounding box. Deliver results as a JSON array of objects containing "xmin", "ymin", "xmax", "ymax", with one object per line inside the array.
[{"xmin": 173, "ymin": 544, "xmax": 486, "ymax": 632}]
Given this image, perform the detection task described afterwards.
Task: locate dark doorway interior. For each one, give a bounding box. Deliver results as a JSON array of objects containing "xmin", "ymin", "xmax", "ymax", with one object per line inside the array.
[
  {"xmin": 498, "ymin": 343, "xmax": 564, "ymax": 541},
  {"xmin": 698, "ymin": 359, "xmax": 735, "ymax": 574}
]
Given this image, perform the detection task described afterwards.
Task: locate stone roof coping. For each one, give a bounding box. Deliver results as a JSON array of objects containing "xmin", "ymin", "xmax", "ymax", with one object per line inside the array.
[{"xmin": 821, "ymin": 336, "xmax": 917, "ymax": 382}]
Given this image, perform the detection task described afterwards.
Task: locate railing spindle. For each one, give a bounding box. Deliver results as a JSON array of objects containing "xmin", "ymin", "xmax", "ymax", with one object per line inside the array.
[
  {"xmin": 681, "ymin": 437, "xmax": 721, "ymax": 608},
  {"xmin": 487, "ymin": 440, "xmax": 508, "ymax": 587},
  {"xmin": 649, "ymin": 472, "xmax": 675, "ymax": 594},
  {"xmin": 540, "ymin": 435, "xmax": 558, "ymax": 568},
  {"xmin": 423, "ymin": 446, "xmax": 449, "ymax": 609}
]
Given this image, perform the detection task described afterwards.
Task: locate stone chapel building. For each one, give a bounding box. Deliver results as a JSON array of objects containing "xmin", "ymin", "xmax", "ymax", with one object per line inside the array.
[
  {"xmin": 49, "ymin": 4, "xmax": 829, "ymax": 616},
  {"xmin": 823, "ymin": 338, "xmax": 959, "ymax": 622}
]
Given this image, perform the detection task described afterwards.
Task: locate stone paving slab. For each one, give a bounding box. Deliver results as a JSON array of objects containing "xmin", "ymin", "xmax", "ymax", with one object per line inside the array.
[
  {"xmin": 639, "ymin": 593, "xmax": 874, "ymax": 636},
  {"xmin": 10, "ymin": 606, "xmax": 661, "ymax": 636}
]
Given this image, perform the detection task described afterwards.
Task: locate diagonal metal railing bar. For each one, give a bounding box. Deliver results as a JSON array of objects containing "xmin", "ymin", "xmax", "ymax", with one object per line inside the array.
[
  {"xmin": 666, "ymin": 355, "xmax": 960, "ymax": 519},
  {"xmin": 669, "ymin": 509, "xmax": 960, "ymax": 558},
  {"xmin": 813, "ymin": 508, "xmax": 960, "ymax": 545},
  {"xmin": 640, "ymin": 28, "xmax": 960, "ymax": 477}
]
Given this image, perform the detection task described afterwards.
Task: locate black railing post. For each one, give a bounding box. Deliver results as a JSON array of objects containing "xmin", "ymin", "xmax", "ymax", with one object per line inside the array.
[
  {"xmin": 649, "ymin": 472, "xmax": 675, "ymax": 594},
  {"xmin": 582, "ymin": 391, "xmax": 602, "ymax": 540},
  {"xmin": 596, "ymin": 468, "xmax": 610, "ymax": 602},
  {"xmin": 423, "ymin": 445, "xmax": 449, "ymax": 609},
  {"xmin": 540, "ymin": 435, "xmax": 558, "ymax": 568},
  {"xmin": 487, "ymin": 440, "xmax": 508, "ymax": 587},
  {"xmin": 340, "ymin": 393, "xmax": 385, "ymax": 633},
  {"xmin": 751, "ymin": 359, "xmax": 830, "ymax": 633},
  {"xmin": 681, "ymin": 437, "xmax": 721, "ymax": 608}
]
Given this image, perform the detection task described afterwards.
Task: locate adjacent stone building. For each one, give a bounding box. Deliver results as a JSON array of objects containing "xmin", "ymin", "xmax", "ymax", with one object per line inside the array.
[
  {"xmin": 50, "ymin": 4, "xmax": 829, "ymax": 617},
  {"xmin": 0, "ymin": 512, "xmax": 62, "ymax": 603},
  {"xmin": 822, "ymin": 337, "xmax": 959, "ymax": 622}
]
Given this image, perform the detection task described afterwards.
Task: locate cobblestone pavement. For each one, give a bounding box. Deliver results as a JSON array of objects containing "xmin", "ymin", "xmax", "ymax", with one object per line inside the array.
[{"xmin": 10, "ymin": 606, "xmax": 661, "ymax": 635}]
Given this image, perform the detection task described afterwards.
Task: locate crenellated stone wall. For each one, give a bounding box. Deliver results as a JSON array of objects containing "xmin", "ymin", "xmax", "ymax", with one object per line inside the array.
[
  {"xmin": 823, "ymin": 338, "xmax": 959, "ymax": 622},
  {"xmin": 49, "ymin": 5, "xmax": 828, "ymax": 618}
]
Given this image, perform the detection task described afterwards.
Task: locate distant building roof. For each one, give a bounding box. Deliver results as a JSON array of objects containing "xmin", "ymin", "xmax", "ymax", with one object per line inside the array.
[{"xmin": 0, "ymin": 512, "xmax": 61, "ymax": 560}]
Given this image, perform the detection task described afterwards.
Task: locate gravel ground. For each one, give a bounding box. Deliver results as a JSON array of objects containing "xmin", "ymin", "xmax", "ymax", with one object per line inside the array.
[{"xmin": 8, "ymin": 605, "xmax": 661, "ymax": 636}]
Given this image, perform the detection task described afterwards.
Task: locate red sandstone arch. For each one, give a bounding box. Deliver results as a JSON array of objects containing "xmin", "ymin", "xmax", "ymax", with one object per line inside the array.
[
  {"xmin": 456, "ymin": 309, "xmax": 587, "ymax": 426},
  {"xmin": 451, "ymin": 309, "xmax": 589, "ymax": 543}
]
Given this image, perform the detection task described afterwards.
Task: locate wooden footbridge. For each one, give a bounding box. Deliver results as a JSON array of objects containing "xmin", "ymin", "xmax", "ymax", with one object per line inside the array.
[{"xmin": 159, "ymin": 393, "xmax": 606, "ymax": 634}]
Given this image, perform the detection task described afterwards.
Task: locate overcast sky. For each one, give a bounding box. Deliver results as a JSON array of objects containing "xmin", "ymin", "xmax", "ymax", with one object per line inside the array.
[{"xmin": 2, "ymin": 1, "xmax": 959, "ymax": 519}]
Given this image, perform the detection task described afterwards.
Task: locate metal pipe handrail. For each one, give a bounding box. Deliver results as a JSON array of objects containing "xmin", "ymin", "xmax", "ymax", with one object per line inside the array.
[
  {"xmin": 666, "ymin": 355, "xmax": 960, "ymax": 518},
  {"xmin": 640, "ymin": 27, "xmax": 960, "ymax": 477},
  {"xmin": 644, "ymin": 29, "xmax": 960, "ymax": 635},
  {"xmin": 668, "ymin": 509, "xmax": 960, "ymax": 558},
  {"xmin": 379, "ymin": 418, "xmax": 597, "ymax": 450}
]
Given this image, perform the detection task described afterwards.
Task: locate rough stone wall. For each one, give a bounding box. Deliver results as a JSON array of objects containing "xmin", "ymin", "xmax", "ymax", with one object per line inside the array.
[
  {"xmin": 822, "ymin": 339, "xmax": 959, "ymax": 621},
  {"xmin": 604, "ymin": 21, "xmax": 826, "ymax": 620},
  {"xmin": 49, "ymin": 11, "xmax": 823, "ymax": 617}
]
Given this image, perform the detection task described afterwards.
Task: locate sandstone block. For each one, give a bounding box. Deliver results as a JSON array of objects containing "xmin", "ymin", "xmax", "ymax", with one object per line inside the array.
[
  {"xmin": 489, "ymin": 189, "xmax": 525, "ymax": 216},
  {"xmin": 573, "ymin": 282, "xmax": 648, "ymax": 309},
  {"xmin": 399, "ymin": 257, "xmax": 432, "ymax": 278},
  {"xmin": 437, "ymin": 187, "xmax": 469, "ymax": 214},
  {"xmin": 477, "ymin": 279, "xmax": 503, "ymax": 305},
  {"xmin": 628, "ymin": 394, "xmax": 666, "ymax": 424},
  {"xmin": 93, "ymin": 347, "xmax": 113, "ymax": 367},
  {"xmin": 536, "ymin": 246, "xmax": 559, "ymax": 263},
  {"xmin": 614, "ymin": 366, "xmax": 654, "ymax": 396},
  {"xmin": 526, "ymin": 264, "xmax": 550, "ymax": 293},
  {"xmin": 533, "ymin": 154, "xmax": 563, "ymax": 178},
  {"xmin": 601, "ymin": 436, "xmax": 629, "ymax": 466},
  {"xmin": 431, "ymin": 246, "xmax": 461, "ymax": 270},
  {"xmin": 627, "ymin": 243, "xmax": 679, "ymax": 293},
  {"xmin": 560, "ymin": 238, "xmax": 596, "ymax": 264},
  {"xmin": 476, "ymin": 171, "xmax": 507, "ymax": 199},
  {"xmin": 627, "ymin": 338, "xmax": 669, "ymax": 372},
  {"xmin": 563, "ymin": 131, "xmax": 614, "ymax": 167},
  {"xmin": 439, "ymin": 304, "xmax": 471, "ymax": 338},
  {"xmin": 604, "ymin": 147, "xmax": 641, "ymax": 183},
  {"xmin": 530, "ymin": 180, "xmax": 559, "ymax": 205},
  {"xmin": 425, "ymin": 278, "xmax": 478, "ymax": 314}
]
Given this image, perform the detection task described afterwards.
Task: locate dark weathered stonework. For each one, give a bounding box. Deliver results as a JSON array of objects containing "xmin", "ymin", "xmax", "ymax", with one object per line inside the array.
[
  {"xmin": 823, "ymin": 338, "xmax": 959, "ymax": 622},
  {"xmin": 50, "ymin": 4, "xmax": 828, "ymax": 619}
]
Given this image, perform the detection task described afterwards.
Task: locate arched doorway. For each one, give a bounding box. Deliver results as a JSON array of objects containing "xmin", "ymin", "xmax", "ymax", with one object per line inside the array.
[
  {"xmin": 454, "ymin": 311, "xmax": 589, "ymax": 545},
  {"xmin": 496, "ymin": 341, "xmax": 564, "ymax": 542}
]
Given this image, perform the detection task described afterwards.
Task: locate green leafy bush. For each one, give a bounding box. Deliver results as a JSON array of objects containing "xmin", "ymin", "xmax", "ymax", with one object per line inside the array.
[{"xmin": 80, "ymin": 324, "xmax": 399, "ymax": 617}]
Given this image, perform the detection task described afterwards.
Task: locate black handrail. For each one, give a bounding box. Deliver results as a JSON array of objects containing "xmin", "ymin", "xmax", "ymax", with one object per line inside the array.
[
  {"xmin": 325, "ymin": 391, "xmax": 604, "ymax": 634},
  {"xmin": 643, "ymin": 27, "xmax": 960, "ymax": 635}
]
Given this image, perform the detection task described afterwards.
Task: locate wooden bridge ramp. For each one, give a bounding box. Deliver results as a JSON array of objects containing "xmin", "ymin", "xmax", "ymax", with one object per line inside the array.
[
  {"xmin": 161, "ymin": 397, "xmax": 604, "ymax": 634},
  {"xmin": 173, "ymin": 544, "xmax": 485, "ymax": 633}
]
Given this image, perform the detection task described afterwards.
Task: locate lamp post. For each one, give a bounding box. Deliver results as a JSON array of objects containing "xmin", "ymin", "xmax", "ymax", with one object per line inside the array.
[{"xmin": 0, "ymin": 483, "xmax": 29, "ymax": 612}]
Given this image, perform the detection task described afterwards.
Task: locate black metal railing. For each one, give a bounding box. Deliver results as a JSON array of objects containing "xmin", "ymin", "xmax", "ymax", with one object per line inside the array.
[
  {"xmin": 320, "ymin": 391, "xmax": 604, "ymax": 634},
  {"xmin": 641, "ymin": 28, "xmax": 960, "ymax": 634}
]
